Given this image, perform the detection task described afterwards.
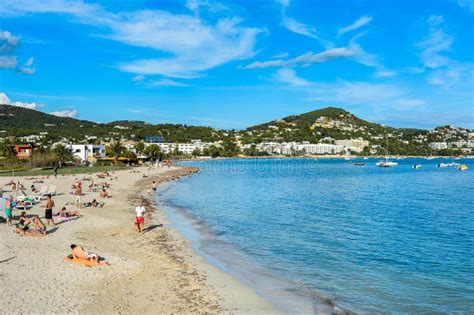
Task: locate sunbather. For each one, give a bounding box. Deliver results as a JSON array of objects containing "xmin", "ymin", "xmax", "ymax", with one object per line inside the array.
[
  {"xmin": 99, "ymin": 188, "xmax": 108, "ymax": 198},
  {"xmin": 91, "ymin": 199, "xmax": 104, "ymax": 208},
  {"xmin": 19, "ymin": 211, "xmax": 33, "ymax": 226},
  {"xmin": 33, "ymin": 215, "xmax": 47, "ymax": 233},
  {"xmin": 31, "ymin": 185, "xmax": 39, "ymax": 194},
  {"xmin": 56, "ymin": 207, "xmax": 80, "ymax": 218},
  {"xmin": 70, "ymin": 244, "xmax": 109, "ymax": 265},
  {"xmin": 14, "ymin": 224, "xmax": 45, "ymax": 236}
]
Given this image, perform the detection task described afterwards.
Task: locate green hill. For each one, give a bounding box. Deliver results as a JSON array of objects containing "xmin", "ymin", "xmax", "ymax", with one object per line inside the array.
[{"xmin": 0, "ymin": 104, "xmax": 223, "ymax": 142}]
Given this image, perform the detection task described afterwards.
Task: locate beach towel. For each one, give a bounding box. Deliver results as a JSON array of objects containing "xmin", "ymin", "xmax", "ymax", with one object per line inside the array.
[{"xmin": 64, "ymin": 256, "xmax": 101, "ymax": 267}]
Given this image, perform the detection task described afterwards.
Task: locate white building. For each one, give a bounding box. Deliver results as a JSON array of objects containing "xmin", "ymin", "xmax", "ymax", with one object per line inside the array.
[
  {"xmin": 244, "ymin": 142, "xmax": 346, "ymax": 155},
  {"xmin": 145, "ymin": 140, "xmax": 217, "ymax": 155},
  {"xmin": 69, "ymin": 144, "xmax": 106, "ymax": 162},
  {"xmin": 428, "ymin": 142, "xmax": 448, "ymax": 150},
  {"xmin": 335, "ymin": 139, "xmax": 369, "ymax": 151}
]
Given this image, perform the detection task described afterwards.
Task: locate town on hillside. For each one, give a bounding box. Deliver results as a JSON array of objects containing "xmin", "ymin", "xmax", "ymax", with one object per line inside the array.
[{"xmin": 0, "ymin": 105, "xmax": 473, "ymax": 171}]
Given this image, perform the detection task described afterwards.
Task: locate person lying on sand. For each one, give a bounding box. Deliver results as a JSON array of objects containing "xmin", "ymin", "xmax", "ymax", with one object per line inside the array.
[
  {"xmin": 33, "ymin": 215, "xmax": 47, "ymax": 233},
  {"xmin": 14, "ymin": 224, "xmax": 45, "ymax": 236},
  {"xmin": 70, "ymin": 244, "xmax": 109, "ymax": 265},
  {"xmin": 19, "ymin": 211, "xmax": 33, "ymax": 226},
  {"xmin": 56, "ymin": 207, "xmax": 81, "ymax": 218},
  {"xmin": 30, "ymin": 184, "xmax": 39, "ymax": 194}
]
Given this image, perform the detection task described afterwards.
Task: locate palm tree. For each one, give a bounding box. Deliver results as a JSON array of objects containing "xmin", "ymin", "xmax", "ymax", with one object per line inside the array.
[
  {"xmin": 109, "ymin": 139, "xmax": 125, "ymax": 164},
  {"xmin": 144, "ymin": 144, "xmax": 161, "ymax": 161},
  {"xmin": 53, "ymin": 144, "xmax": 75, "ymax": 166},
  {"xmin": 134, "ymin": 141, "xmax": 145, "ymax": 156}
]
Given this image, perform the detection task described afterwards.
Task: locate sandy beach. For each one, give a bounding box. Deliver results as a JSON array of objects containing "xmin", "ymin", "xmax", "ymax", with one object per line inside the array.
[{"xmin": 0, "ymin": 166, "xmax": 277, "ymax": 314}]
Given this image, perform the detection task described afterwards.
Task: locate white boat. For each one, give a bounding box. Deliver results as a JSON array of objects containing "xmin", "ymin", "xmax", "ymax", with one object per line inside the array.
[
  {"xmin": 377, "ymin": 136, "xmax": 398, "ymax": 167},
  {"xmin": 437, "ymin": 162, "xmax": 460, "ymax": 168},
  {"xmin": 438, "ymin": 150, "xmax": 461, "ymax": 168},
  {"xmin": 344, "ymin": 157, "xmax": 351, "ymax": 161},
  {"xmin": 376, "ymin": 160, "xmax": 399, "ymax": 167}
]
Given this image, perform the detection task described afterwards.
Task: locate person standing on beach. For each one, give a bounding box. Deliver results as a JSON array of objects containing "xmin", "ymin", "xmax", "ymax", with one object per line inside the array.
[
  {"xmin": 4, "ymin": 195, "xmax": 13, "ymax": 225},
  {"xmin": 75, "ymin": 183, "xmax": 82, "ymax": 208},
  {"xmin": 43, "ymin": 194, "xmax": 55, "ymax": 227},
  {"xmin": 54, "ymin": 164, "xmax": 58, "ymax": 178},
  {"xmin": 135, "ymin": 201, "xmax": 145, "ymax": 233}
]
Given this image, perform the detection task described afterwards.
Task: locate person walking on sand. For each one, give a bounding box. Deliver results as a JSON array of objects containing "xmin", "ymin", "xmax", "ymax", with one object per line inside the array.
[
  {"xmin": 135, "ymin": 201, "xmax": 146, "ymax": 233},
  {"xmin": 43, "ymin": 194, "xmax": 55, "ymax": 227}
]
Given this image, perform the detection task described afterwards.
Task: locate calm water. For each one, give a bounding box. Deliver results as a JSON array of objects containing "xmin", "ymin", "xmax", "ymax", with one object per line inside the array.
[{"xmin": 158, "ymin": 158, "xmax": 474, "ymax": 314}]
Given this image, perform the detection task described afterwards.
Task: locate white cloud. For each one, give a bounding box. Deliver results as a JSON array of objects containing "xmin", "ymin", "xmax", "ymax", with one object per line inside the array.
[
  {"xmin": 418, "ymin": 15, "xmax": 454, "ymax": 69},
  {"xmin": 50, "ymin": 109, "xmax": 78, "ymax": 118},
  {"xmin": 0, "ymin": 92, "xmax": 41, "ymax": 109},
  {"xmin": 0, "ymin": 55, "xmax": 17, "ymax": 68},
  {"xmin": 11, "ymin": 101, "xmax": 40, "ymax": 109},
  {"xmin": 0, "ymin": 0, "xmax": 101, "ymax": 16},
  {"xmin": 244, "ymin": 47, "xmax": 355, "ymax": 69},
  {"xmin": 272, "ymin": 52, "xmax": 289, "ymax": 59},
  {"xmin": 0, "ymin": 1, "xmax": 263, "ymax": 79},
  {"xmin": 114, "ymin": 14, "xmax": 263, "ymax": 78},
  {"xmin": 1, "ymin": 29, "xmax": 37, "ymax": 73},
  {"xmin": 148, "ymin": 78, "xmax": 191, "ymax": 87},
  {"xmin": 427, "ymin": 64, "xmax": 473, "ymax": 87},
  {"xmin": 281, "ymin": 16, "xmax": 319, "ymax": 39},
  {"xmin": 375, "ymin": 69, "xmax": 397, "ymax": 77},
  {"xmin": 337, "ymin": 15, "xmax": 373, "ymax": 37},
  {"xmin": 132, "ymin": 74, "xmax": 145, "ymax": 83},
  {"xmin": 0, "ymin": 30, "xmax": 20, "ymax": 52},
  {"xmin": 18, "ymin": 57, "xmax": 36, "ymax": 74},
  {"xmin": 0, "ymin": 92, "xmax": 11, "ymax": 104},
  {"xmin": 275, "ymin": 68, "xmax": 310, "ymax": 86},
  {"xmin": 457, "ymin": 0, "xmax": 474, "ymax": 12},
  {"xmin": 185, "ymin": 0, "xmax": 228, "ymax": 15},
  {"xmin": 276, "ymin": 0, "xmax": 331, "ymax": 48},
  {"xmin": 25, "ymin": 57, "xmax": 34, "ymax": 66}
]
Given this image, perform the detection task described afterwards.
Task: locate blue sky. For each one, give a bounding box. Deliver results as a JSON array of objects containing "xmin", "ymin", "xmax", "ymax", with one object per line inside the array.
[{"xmin": 0, "ymin": 0, "xmax": 473, "ymax": 129}]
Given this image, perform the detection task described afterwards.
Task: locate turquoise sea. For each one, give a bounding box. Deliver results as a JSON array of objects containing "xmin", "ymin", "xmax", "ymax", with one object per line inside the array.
[{"xmin": 157, "ymin": 158, "xmax": 474, "ymax": 313}]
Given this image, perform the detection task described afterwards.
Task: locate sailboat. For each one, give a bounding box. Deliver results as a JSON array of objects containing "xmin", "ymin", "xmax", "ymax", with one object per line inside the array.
[
  {"xmin": 437, "ymin": 149, "xmax": 461, "ymax": 168},
  {"xmin": 376, "ymin": 136, "xmax": 398, "ymax": 167}
]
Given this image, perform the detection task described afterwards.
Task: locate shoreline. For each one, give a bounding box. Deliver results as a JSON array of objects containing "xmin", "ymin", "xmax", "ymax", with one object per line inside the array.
[
  {"xmin": 178, "ymin": 155, "xmax": 474, "ymax": 162},
  {"xmin": 0, "ymin": 166, "xmax": 277, "ymax": 314}
]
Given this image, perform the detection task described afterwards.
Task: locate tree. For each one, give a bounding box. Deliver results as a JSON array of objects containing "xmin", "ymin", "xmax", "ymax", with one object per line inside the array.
[
  {"xmin": 109, "ymin": 139, "xmax": 125, "ymax": 164},
  {"xmin": 144, "ymin": 144, "xmax": 161, "ymax": 160},
  {"xmin": 222, "ymin": 139, "xmax": 240, "ymax": 157},
  {"xmin": 53, "ymin": 144, "xmax": 75, "ymax": 166},
  {"xmin": 134, "ymin": 141, "xmax": 145, "ymax": 156},
  {"xmin": 0, "ymin": 140, "xmax": 16, "ymax": 158},
  {"xmin": 192, "ymin": 148, "xmax": 202, "ymax": 156},
  {"xmin": 204, "ymin": 145, "xmax": 221, "ymax": 158}
]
